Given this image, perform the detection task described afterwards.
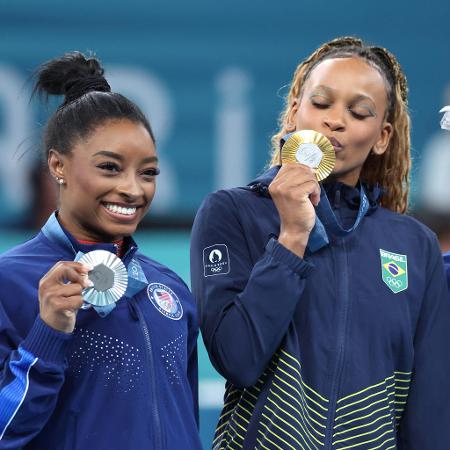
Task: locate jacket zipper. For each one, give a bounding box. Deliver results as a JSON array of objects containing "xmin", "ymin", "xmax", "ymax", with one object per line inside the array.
[
  {"xmin": 134, "ymin": 301, "xmax": 164, "ymax": 450},
  {"xmin": 324, "ymin": 239, "xmax": 350, "ymax": 449}
]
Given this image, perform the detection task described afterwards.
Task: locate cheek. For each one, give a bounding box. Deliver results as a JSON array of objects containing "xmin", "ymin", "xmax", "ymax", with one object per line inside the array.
[
  {"xmin": 144, "ymin": 182, "xmax": 157, "ymax": 201},
  {"xmin": 68, "ymin": 170, "xmax": 111, "ymax": 199},
  {"xmin": 295, "ymin": 105, "xmax": 320, "ymax": 128},
  {"xmin": 349, "ymin": 123, "xmax": 382, "ymax": 149}
]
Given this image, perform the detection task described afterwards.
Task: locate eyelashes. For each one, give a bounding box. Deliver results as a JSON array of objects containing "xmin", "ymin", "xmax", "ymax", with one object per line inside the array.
[
  {"xmin": 311, "ymin": 101, "xmax": 374, "ymax": 119},
  {"xmin": 97, "ymin": 163, "xmax": 160, "ymax": 178}
]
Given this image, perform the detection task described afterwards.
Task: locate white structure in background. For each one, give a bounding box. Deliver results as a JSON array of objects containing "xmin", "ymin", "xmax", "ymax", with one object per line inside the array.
[
  {"xmin": 107, "ymin": 66, "xmax": 176, "ymax": 213},
  {"xmin": 419, "ymin": 130, "xmax": 450, "ymax": 213},
  {"xmin": 0, "ymin": 65, "xmax": 33, "ymax": 221},
  {"xmin": 215, "ymin": 68, "xmax": 252, "ymax": 190},
  {"xmin": 199, "ymin": 379, "xmax": 225, "ymax": 409},
  {"xmin": 419, "ymin": 86, "xmax": 450, "ymax": 213}
]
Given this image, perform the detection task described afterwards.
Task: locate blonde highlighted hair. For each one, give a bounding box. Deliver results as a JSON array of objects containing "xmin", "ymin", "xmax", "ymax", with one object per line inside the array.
[{"xmin": 270, "ymin": 37, "xmax": 410, "ymax": 213}]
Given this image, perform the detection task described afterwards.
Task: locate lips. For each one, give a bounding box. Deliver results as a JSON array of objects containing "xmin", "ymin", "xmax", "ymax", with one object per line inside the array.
[{"xmin": 328, "ymin": 136, "xmax": 343, "ymax": 150}]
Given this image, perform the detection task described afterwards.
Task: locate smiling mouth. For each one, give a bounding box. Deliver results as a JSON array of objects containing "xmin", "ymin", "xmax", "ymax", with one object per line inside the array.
[{"xmin": 103, "ymin": 202, "xmax": 138, "ymax": 216}]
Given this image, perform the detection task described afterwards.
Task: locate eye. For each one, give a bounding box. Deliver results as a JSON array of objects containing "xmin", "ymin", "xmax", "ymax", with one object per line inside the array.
[
  {"xmin": 141, "ymin": 167, "xmax": 160, "ymax": 179},
  {"xmin": 349, "ymin": 109, "xmax": 371, "ymax": 120},
  {"xmin": 98, "ymin": 162, "xmax": 121, "ymax": 173},
  {"xmin": 311, "ymin": 100, "xmax": 329, "ymax": 109}
]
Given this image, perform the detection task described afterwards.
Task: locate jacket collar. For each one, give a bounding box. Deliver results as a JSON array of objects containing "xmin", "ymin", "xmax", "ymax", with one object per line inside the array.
[
  {"xmin": 247, "ymin": 166, "xmax": 382, "ymax": 213},
  {"xmin": 40, "ymin": 212, "xmax": 138, "ymax": 263}
]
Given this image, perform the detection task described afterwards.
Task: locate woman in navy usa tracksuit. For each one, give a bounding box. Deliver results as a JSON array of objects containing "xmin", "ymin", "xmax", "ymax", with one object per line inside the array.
[
  {"xmin": 0, "ymin": 53, "xmax": 202, "ymax": 450},
  {"xmin": 191, "ymin": 37, "xmax": 450, "ymax": 449}
]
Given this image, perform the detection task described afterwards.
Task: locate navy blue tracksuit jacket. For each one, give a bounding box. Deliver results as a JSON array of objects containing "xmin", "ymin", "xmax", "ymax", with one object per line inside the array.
[
  {"xmin": 191, "ymin": 167, "xmax": 450, "ymax": 450},
  {"xmin": 445, "ymin": 251, "xmax": 450, "ymax": 300},
  {"xmin": 0, "ymin": 214, "xmax": 202, "ymax": 450}
]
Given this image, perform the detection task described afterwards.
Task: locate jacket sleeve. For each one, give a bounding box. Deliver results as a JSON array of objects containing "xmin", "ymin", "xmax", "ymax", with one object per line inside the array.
[
  {"xmin": 397, "ymin": 240, "xmax": 450, "ymax": 450},
  {"xmin": 185, "ymin": 288, "xmax": 200, "ymax": 426},
  {"xmin": 190, "ymin": 190, "xmax": 313, "ymax": 388},
  {"xmin": 0, "ymin": 305, "xmax": 72, "ymax": 449},
  {"xmin": 444, "ymin": 251, "xmax": 450, "ymax": 298}
]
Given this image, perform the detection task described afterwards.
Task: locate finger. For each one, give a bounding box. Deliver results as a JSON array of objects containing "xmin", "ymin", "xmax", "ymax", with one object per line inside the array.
[
  {"xmin": 58, "ymin": 282, "xmax": 87, "ymax": 298},
  {"xmin": 64, "ymin": 295, "xmax": 85, "ymax": 310},
  {"xmin": 42, "ymin": 266, "xmax": 93, "ymax": 289},
  {"xmin": 277, "ymin": 165, "xmax": 317, "ymax": 185},
  {"xmin": 310, "ymin": 183, "xmax": 321, "ymax": 206},
  {"xmin": 274, "ymin": 171, "xmax": 319, "ymax": 196},
  {"xmin": 292, "ymin": 179, "xmax": 321, "ymax": 204},
  {"xmin": 57, "ymin": 295, "xmax": 85, "ymax": 314}
]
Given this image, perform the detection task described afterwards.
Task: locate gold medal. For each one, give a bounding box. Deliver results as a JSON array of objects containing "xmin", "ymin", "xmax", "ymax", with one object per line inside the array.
[{"xmin": 281, "ymin": 130, "xmax": 335, "ymax": 181}]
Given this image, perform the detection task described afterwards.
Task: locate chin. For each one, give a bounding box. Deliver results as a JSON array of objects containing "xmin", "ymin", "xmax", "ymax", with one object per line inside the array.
[{"xmin": 92, "ymin": 223, "xmax": 137, "ymax": 242}]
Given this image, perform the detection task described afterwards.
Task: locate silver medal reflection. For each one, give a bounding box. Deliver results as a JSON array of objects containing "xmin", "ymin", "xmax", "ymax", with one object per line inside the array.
[{"xmin": 79, "ymin": 250, "xmax": 128, "ymax": 307}]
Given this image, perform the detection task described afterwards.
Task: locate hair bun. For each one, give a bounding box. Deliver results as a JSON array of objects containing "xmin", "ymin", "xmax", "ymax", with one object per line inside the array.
[{"xmin": 34, "ymin": 51, "xmax": 110, "ymax": 104}]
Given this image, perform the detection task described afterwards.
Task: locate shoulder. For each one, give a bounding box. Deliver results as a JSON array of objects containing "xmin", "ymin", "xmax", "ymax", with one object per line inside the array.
[
  {"xmin": 198, "ymin": 187, "xmax": 255, "ymax": 213},
  {"xmin": 0, "ymin": 232, "xmax": 60, "ymax": 275},
  {"xmin": 195, "ymin": 186, "xmax": 270, "ymax": 227},
  {"xmin": 374, "ymin": 207, "xmax": 438, "ymax": 241},
  {"xmin": 371, "ymin": 208, "xmax": 442, "ymax": 271}
]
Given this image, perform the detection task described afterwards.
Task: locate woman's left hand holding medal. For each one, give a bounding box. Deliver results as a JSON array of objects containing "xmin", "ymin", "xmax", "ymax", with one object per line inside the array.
[{"xmin": 38, "ymin": 261, "xmax": 94, "ymax": 333}]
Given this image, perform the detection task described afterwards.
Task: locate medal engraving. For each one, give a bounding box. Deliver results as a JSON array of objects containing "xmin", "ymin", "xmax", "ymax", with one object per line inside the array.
[
  {"xmin": 88, "ymin": 264, "xmax": 115, "ymax": 292},
  {"xmin": 295, "ymin": 143, "xmax": 323, "ymax": 168}
]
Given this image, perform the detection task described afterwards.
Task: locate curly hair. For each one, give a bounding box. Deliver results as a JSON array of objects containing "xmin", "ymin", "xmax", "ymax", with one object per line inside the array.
[{"xmin": 270, "ymin": 37, "xmax": 410, "ymax": 213}]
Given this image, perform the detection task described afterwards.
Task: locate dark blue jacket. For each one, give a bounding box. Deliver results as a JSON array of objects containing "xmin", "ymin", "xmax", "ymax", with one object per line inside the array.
[
  {"xmin": 444, "ymin": 251, "xmax": 450, "ymax": 300},
  {"xmin": 191, "ymin": 167, "xmax": 450, "ymax": 450},
  {"xmin": 0, "ymin": 214, "xmax": 202, "ymax": 450}
]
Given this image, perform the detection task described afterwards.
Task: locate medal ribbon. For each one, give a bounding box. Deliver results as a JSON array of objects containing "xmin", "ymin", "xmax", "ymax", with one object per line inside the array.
[{"xmin": 307, "ymin": 184, "xmax": 370, "ymax": 252}]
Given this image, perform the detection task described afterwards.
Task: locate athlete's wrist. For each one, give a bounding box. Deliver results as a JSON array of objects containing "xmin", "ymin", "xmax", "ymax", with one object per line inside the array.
[{"xmin": 278, "ymin": 230, "xmax": 309, "ymax": 258}]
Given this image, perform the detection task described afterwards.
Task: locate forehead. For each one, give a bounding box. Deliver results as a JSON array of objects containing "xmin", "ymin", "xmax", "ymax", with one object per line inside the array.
[
  {"xmin": 304, "ymin": 57, "xmax": 388, "ymax": 103},
  {"xmin": 74, "ymin": 119, "xmax": 156, "ymax": 158}
]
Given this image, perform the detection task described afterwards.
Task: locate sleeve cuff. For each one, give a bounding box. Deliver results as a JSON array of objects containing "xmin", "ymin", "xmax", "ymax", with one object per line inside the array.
[
  {"xmin": 266, "ymin": 237, "xmax": 314, "ymax": 277},
  {"xmin": 21, "ymin": 316, "xmax": 73, "ymax": 364}
]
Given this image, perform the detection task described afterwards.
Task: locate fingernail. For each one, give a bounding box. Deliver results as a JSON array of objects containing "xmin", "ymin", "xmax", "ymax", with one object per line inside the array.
[
  {"xmin": 85, "ymin": 279, "xmax": 94, "ymax": 288},
  {"xmin": 82, "ymin": 264, "xmax": 94, "ymax": 272}
]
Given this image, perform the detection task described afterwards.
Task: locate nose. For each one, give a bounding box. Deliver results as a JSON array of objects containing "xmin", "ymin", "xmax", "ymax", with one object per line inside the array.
[
  {"xmin": 323, "ymin": 107, "xmax": 345, "ymax": 132},
  {"xmin": 116, "ymin": 173, "xmax": 145, "ymax": 201}
]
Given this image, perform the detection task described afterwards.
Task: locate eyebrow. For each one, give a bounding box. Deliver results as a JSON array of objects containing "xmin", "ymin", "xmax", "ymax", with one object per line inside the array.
[
  {"xmin": 311, "ymin": 85, "xmax": 376, "ymax": 104},
  {"xmin": 92, "ymin": 150, "xmax": 158, "ymax": 164}
]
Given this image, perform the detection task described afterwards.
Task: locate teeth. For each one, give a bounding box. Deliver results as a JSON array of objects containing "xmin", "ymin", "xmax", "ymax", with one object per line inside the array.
[{"xmin": 105, "ymin": 204, "xmax": 136, "ymax": 216}]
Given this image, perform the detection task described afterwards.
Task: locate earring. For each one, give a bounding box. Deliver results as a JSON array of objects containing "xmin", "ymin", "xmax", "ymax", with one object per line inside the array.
[
  {"xmin": 56, "ymin": 176, "xmax": 65, "ymax": 185},
  {"xmin": 286, "ymin": 123, "xmax": 295, "ymax": 131}
]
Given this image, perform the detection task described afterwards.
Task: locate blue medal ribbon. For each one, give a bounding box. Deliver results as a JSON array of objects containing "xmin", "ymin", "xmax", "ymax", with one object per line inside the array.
[{"xmin": 307, "ymin": 184, "xmax": 370, "ymax": 253}]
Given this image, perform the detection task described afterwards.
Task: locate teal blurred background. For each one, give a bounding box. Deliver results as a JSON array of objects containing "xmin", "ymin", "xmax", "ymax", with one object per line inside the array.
[{"xmin": 0, "ymin": 1, "xmax": 449, "ymax": 448}]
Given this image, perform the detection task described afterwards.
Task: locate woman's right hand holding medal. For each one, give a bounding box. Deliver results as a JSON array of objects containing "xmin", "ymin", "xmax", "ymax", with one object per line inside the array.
[
  {"xmin": 39, "ymin": 262, "xmax": 93, "ymax": 333},
  {"xmin": 269, "ymin": 163, "xmax": 320, "ymax": 258}
]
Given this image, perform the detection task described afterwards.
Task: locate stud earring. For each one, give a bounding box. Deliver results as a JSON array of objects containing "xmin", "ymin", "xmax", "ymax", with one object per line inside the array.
[
  {"xmin": 56, "ymin": 177, "xmax": 65, "ymax": 185},
  {"xmin": 286, "ymin": 123, "xmax": 296, "ymax": 131}
]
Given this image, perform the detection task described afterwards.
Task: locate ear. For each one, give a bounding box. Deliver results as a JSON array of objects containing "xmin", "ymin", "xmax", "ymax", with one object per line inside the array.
[
  {"xmin": 285, "ymin": 100, "xmax": 299, "ymax": 132},
  {"xmin": 372, "ymin": 121, "xmax": 393, "ymax": 155},
  {"xmin": 48, "ymin": 149, "xmax": 66, "ymax": 181}
]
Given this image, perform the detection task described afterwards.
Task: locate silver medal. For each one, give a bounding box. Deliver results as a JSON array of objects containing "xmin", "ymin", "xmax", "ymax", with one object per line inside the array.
[{"xmin": 78, "ymin": 250, "xmax": 128, "ymax": 307}]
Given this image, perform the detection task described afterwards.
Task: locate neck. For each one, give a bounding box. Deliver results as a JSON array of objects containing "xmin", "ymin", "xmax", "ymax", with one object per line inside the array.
[{"xmin": 57, "ymin": 210, "xmax": 123, "ymax": 243}]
